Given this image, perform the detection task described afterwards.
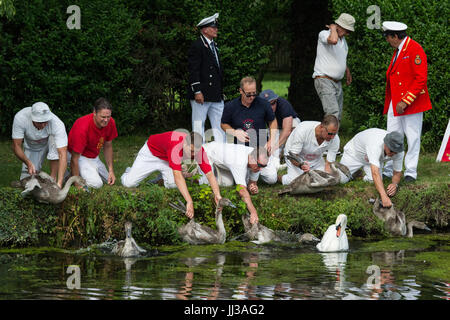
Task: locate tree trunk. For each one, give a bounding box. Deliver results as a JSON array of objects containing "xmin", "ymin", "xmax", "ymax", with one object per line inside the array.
[{"xmin": 289, "ymin": 0, "xmax": 331, "ymax": 121}]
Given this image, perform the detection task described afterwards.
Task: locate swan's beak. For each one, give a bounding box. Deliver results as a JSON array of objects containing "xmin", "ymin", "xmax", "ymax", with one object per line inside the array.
[
  {"xmin": 336, "ymin": 224, "xmax": 341, "ymax": 237},
  {"xmin": 229, "ymin": 202, "xmax": 236, "ymax": 208},
  {"xmin": 424, "ymin": 226, "xmax": 431, "ymax": 232},
  {"xmin": 83, "ymin": 185, "xmax": 90, "ymax": 193}
]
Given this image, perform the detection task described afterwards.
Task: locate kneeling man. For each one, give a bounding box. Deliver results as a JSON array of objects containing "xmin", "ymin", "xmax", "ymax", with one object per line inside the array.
[
  {"xmin": 280, "ymin": 115, "xmax": 340, "ymax": 185},
  {"xmin": 340, "ymin": 129, "xmax": 404, "ymax": 207},
  {"xmin": 68, "ymin": 98, "xmax": 118, "ymax": 188},
  {"xmin": 121, "ymin": 131, "xmax": 222, "ymax": 219},
  {"xmin": 200, "ymin": 142, "xmax": 269, "ymax": 224}
]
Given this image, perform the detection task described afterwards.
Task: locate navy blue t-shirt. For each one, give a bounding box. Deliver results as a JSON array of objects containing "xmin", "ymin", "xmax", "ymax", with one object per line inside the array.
[
  {"xmin": 221, "ymin": 96, "xmax": 275, "ymax": 147},
  {"xmin": 274, "ymin": 97, "xmax": 298, "ymax": 129}
]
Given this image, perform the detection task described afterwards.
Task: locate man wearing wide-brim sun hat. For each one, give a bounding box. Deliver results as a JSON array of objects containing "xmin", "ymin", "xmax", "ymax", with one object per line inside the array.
[
  {"xmin": 11, "ymin": 102, "xmax": 68, "ymax": 188},
  {"xmin": 381, "ymin": 21, "xmax": 432, "ymax": 184},
  {"xmin": 312, "ymin": 13, "xmax": 355, "ymax": 122},
  {"xmin": 187, "ymin": 12, "xmax": 225, "ymax": 144}
]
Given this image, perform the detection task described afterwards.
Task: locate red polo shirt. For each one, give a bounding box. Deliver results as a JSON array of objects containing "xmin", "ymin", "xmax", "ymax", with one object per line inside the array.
[
  {"xmin": 68, "ymin": 113, "xmax": 118, "ymax": 158},
  {"xmin": 147, "ymin": 131, "xmax": 212, "ymax": 173}
]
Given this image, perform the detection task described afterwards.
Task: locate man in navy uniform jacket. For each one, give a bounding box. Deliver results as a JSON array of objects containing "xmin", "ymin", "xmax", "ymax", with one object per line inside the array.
[{"xmin": 188, "ymin": 13, "xmax": 225, "ymax": 143}]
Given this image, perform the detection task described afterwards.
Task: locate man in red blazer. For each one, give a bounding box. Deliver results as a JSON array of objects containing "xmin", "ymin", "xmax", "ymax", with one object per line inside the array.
[{"xmin": 382, "ymin": 21, "xmax": 432, "ymax": 183}]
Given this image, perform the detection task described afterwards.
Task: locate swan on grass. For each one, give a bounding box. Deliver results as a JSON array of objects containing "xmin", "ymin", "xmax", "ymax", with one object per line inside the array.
[
  {"xmin": 316, "ymin": 214, "xmax": 349, "ymax": 252},
  {"xmin": 11, "ymin": 171, "xmax": 87, "ymax": 204}
]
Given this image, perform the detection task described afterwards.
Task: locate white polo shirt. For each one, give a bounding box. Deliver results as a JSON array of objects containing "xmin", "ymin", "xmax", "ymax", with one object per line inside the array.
[
  {"xmin": 202, "ymin": 142, "xmax": 254, "ymax": 186},
  {"xmin": 12, "ymin": 107, "xmax": 68, "ymax": 151},
  {"xmin": 312, "ymin": 30, "xmax": 348, "ymax": 80},
  {"xmin": 284, "ymin": 121, "xmax": 340, "ymax": 169},
  {"xmin": 343, "ymin": 128, "xmax": 404, "ymax": 171}
]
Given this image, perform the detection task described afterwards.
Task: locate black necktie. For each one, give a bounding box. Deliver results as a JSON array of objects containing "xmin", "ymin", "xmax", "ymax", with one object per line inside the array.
[
  {"xmin": 392, "ymin": 49, "xmax": 399, "ymax": 67},
  {"xmin": 210, "ymin": 41, "xmax": 219, "ymax": 66}
]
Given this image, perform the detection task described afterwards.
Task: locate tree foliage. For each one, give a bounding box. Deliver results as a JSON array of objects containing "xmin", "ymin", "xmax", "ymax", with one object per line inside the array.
[{"xmin": 329, "ymin": 0, "xmax": 449, "ymax": 150}]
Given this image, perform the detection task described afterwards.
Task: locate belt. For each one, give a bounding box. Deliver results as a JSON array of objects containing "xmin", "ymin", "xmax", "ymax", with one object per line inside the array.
[{"xmin": 315, "ymin": 75, "xmax": 339, "ymax": 83}]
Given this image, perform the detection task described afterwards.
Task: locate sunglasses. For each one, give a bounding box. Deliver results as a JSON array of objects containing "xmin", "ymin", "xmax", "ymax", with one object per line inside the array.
[
  {"xmin": 241, "ymin": 88, "xmax": 258, "ymax": 98},
  {"xmin": 270, "ymin": 100, "xmax": 277, "ymax": 105},
  {"xmin": 327, "ymin": 132, "xmax": 337, "ymax": 136},
  {"xmin": 257, "ymin": 162, "xmax": 267, "ymax": 168}
]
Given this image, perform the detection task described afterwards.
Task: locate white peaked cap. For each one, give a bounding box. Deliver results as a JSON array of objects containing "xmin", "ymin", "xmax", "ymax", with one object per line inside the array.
[{"xmin": 382, "ymin": 21, "xmax": 408, "ymax": 32}]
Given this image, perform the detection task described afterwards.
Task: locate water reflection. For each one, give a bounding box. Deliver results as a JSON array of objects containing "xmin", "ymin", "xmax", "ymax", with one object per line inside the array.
[{"xmin": 0, "ymin": 237, "xmax": 447, "ymax": 300}]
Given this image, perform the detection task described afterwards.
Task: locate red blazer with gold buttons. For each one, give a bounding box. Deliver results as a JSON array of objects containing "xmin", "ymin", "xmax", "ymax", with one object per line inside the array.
[{"xmin": 383, "ymin": 36, "xmax": 432, "ymax": 116}]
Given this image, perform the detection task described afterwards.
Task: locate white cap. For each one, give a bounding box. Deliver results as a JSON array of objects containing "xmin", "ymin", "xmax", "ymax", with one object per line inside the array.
[
  {"xmin": 31, "ymin": 102, "xmax": 52, "ymax": 122},
  {"xmin": 382, "ymin": 21, "xmax": 407, "ymax": 32},
  {"xmin": 197, "ymin": 13, "xmax": 219, "ymax": 28}
]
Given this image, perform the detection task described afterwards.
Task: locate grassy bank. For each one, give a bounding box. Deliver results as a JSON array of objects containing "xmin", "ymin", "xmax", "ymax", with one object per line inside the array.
[{"xmin": 1, "ymin": 73, "xmax": 448, "ymax": 248}]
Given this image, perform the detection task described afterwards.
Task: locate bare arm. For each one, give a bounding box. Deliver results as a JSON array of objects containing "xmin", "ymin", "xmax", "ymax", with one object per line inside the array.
[
  {"xmin": 238, "ymin": 185, "xmax": 259, "ymax": 224},
  {"xmin": 277, "ymin": 117, "xmax": 294, "ymax": 148},
  {"xmin": 103, "ymin": 140, "xmax": 115, "ymax": 185},
  {"xmin": 205, "ymin": 170, "xmax": 222, "ymax": 205},
  {"xmin": 56, "ymin": 146, "xmax": 67, "ymax": 188},
  {"xmin": 327, "ymin": 24, "xmax": 339, "ymax": 44},
  {"xmin": 12, "ymin": 138, "xmax": 36, "ymax": 175},
  {"xmin": 386, "ymin": 170, "xmax": 402, "ymax": 196},
  {"xmin": 221, "ymin": 123, "xmax": 249, "ymax": 143},
  {"xmin": 173, "ymin": 169, "xmax": 194, "ymax": 219},
  {"xmin": 266, "ymin": 119, "xmax": 279, "ymax": 155},
  {"xmin": 371, "ymin": 164, "xmax": 392, "ymax": 208}
]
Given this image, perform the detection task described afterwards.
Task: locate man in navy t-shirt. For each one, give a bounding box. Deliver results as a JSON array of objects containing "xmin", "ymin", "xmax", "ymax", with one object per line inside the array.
[
  {"xmin": 259, "ymin": 89, "xmax": 301, "ymax": 170},
  {"xmin": 221, "ymin": 76, "xmax": 278, "ymax": 194}
]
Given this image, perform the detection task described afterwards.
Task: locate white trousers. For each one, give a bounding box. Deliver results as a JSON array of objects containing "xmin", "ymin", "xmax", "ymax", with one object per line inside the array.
[
  {"xmin": 339, "ymin": 151, "xmax": 381, "ymax": 184},
  {"xmin": 248, "ymin": 154, "xmax": 278, "ymax": 185},
  {"xmin": 191, "ymin": 99, "xmax": 226, "ymax": 143},
  {"xmin": 120, "ymin": 143, "xmax": 176, "ymax": 189},
  {"xmin": 67, "ymin": 151, "xmax": 109, "ymax": 189},
  {"xmin": 384, "ymin": 101, "xmax": 423, "ymax": 179},
  {"xmin": 281, "ymin": 157, "xmax": 326, "ymax": 185},
  {"xmin": 20, "ymin": 136, "xmax": 58, "ymax": 180}
]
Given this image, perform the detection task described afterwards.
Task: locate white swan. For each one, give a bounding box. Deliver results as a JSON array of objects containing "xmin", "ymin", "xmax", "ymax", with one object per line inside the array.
[{"xmin": 316, "ymin": 214, "xmax": 349, "ymax": 252}]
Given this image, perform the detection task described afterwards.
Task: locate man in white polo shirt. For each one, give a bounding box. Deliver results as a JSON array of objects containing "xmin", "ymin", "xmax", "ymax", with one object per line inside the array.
[
  {"xmin": 199, "ymin": 141, "xmax": 269, "ymax": 225},
  {"xmin": 280, "ymin": 115, "xmax": 340, "ymax": 185},
  {"xmin": 12, "ymin": 102, "xmax": 68, "ymax": 188},
  {"xmin": 312, "ymin": 13, "xmax": 355, "ymax": 120},
  {"xmin": 340, "ymin": 129, "xmax": 404, "ymax": 208}
]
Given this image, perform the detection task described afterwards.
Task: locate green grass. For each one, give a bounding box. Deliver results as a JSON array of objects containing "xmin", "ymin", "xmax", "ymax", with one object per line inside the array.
[
  {"xmin": 261, "ymin": 72, "xmax": 290, "ymax": 99},
  {"xmin": 2, "ymin": 72, "xmax": 449, "ymax": 187}
]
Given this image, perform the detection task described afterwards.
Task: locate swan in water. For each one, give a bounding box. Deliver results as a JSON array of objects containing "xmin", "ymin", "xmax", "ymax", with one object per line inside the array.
[
  {"xmin": 170, "ymin": 198, "xmax": 236, "ymax": 245},
  {"xmin": 316, "ymin": 214, "xmax": 349, "ymax": 252},
  {"xmin": 278, "ymin": 155, "xmax": 351, "ymax": 195},
  {"xmin": 240, "ymin": 213, "xmax": 319, "ymax": 244},
  {"xmin": 112, "ymin": 221, "xmax": 147, "ymax": 258},
  {"xmin": 11, "ymin": 171, "xmax": 87, "ymax": 204},
  {"xmin": 370, "ymin": 198, "xmax": 431, "ymax": 237}
]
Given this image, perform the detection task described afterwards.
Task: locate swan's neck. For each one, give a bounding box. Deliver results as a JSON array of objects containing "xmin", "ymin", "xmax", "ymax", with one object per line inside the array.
[
  {"xmin": 215, "ymin": 206, "xmax": 226, "ymax": 238},
  {"xmin": 57, "ymin": 176, "xmax": 78, "ymax": 200}
]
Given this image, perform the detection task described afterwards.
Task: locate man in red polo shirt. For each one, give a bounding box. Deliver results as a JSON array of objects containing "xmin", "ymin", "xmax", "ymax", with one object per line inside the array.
[
  {"xmin": 121, "ymin": 131, "xmax": 222, "ymax": 219},
  {"xmin": 68, "ymin": 97, "xmax": 118, "ymax": 188}
]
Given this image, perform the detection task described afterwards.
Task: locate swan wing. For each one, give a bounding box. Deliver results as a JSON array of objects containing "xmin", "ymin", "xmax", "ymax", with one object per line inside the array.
[{"xmin": 21, "ymin": 179, "xmax": 42, "ymax": 197}]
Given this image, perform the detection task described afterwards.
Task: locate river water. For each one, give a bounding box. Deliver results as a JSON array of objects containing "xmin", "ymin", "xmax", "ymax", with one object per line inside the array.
[{"xmin": 0, "ymin": 234, "xmax": 448, "ymax": 300}]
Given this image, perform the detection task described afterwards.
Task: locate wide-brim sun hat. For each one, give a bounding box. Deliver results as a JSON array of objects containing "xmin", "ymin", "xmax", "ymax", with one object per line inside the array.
[
  {"xmin": 31, "ymin": 102, "xmax": 52, "ymax": 122},
  {"xmin": 335, "ymin": 13, "xmax": 355, "ymax": 32}
]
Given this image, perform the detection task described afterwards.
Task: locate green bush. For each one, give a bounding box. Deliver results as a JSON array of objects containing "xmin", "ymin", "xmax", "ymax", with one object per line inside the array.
[
  {"xmin": 0, "ymin": 0, "xmax": 143, "ymax": 135},
  {"xmin": 0, "ymin": 181, "xmax": 448, "ymax": 248},
  {"xmin": 330, "ymin": 0, "xmax": 449, "ymax": 151}
]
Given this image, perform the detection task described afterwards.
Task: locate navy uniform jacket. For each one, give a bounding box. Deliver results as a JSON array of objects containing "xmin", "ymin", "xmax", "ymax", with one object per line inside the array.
[{"xmin": 187, "ymin": 35, "xmax": 223, "ymax": 102}]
